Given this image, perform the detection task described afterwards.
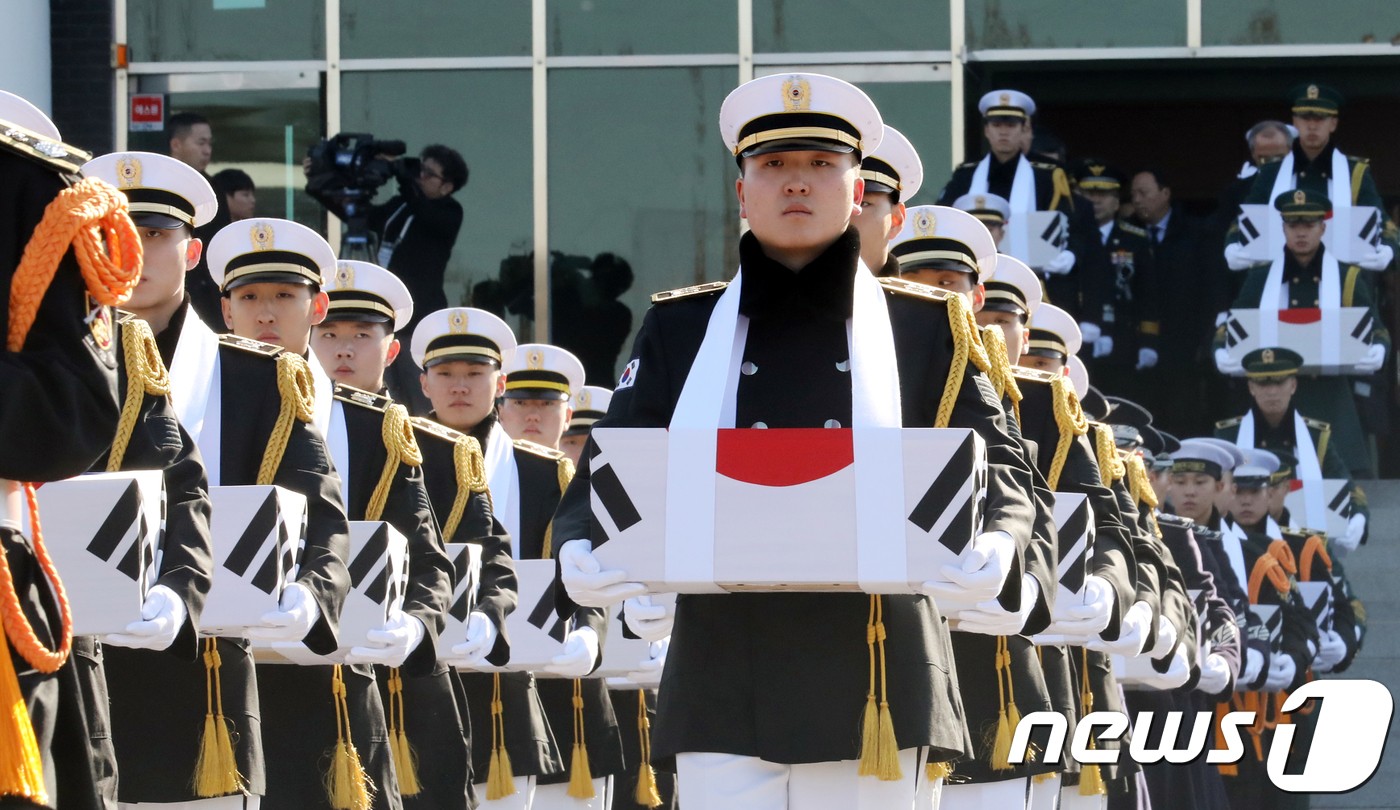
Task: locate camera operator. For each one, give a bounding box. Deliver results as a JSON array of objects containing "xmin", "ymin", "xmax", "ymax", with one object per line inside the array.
[{"xmin": 308, "ymin": 143, "xmax": 468, "ymax": 335}]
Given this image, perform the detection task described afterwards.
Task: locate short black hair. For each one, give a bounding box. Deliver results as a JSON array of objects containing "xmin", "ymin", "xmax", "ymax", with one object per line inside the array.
[
  {"xmin": 1134, "ymin": 167, "xmax": 1170, "ymax": 191},
  {"xmin": 168, "ymin": 112, "xmax": 210, "ymax": 140},
  {"xmin": 421, "ymin": 144, "xmax": 468, "ymax": 191},
  {"xmin": 211, "ymin": 168, "xmax": 254, "ymax": 195}
]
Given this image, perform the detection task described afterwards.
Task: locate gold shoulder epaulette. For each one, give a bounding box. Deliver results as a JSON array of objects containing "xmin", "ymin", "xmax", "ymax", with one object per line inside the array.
[
  {"xmin": 1303, "ymin": 416, "xmax": 1331, "ymax": 431},
  {"xmin": 333, "ymin": 383, "xmax": 392, "ymax": 413},
  {"xmin": 217, "ymin": 333, "xmax": 284, "ymax": 358},
  {"xmin": 409, "ymin": 415, "xmax": 468, "ymax": 445},
  {"xmin": 1031, "ymin": 161, "xmax": 1060, "ymax": 171},
  {"xmin": 115, "ymin": 309, "xmax": 139, "ymax": 324},
  {"xmin": 651, "ymin": 281, "xmax": 728, "ymax": 304},
  {"xmin": 878, "ymin": 276, "xmax": 952, "ymax": 302},
  {"xmin": 513, "ymin": 438, "xmax": 565, "ymax": 460},
  {"xmin": 1347, "ymin": 155, "xmax": 1370, "ymax": 166},
  {"xmin": 0, "ymin": 120, "xmax": 90, "ymax": 174},
  {"xmin": 1010, "ymin": 366, "xmax": 1057, "ymax": 385},
  {"xmin": 1118, "ymin": 222, "xmax": 1148, "ymax": 237},
  {"xmin": 1216, "ymin": 416, "xmax": 1243, "ymax": 429}
]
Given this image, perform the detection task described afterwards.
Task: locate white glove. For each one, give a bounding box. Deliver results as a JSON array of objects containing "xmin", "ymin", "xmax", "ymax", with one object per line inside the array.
[
  {"xmin": 1041, "ymin": 574, "xmax": 1114, "ymax": 639},
  {"xmin": 1093, "ymin": 336, "xmax": 1114, "ymax": 359},
  {"xmin": 1225, "ymin": 243, "xmax": 1256, "ymax": 271},
  {"xmin": 1136, "ymin": 348, "xmax": 1159, "ymax": 370},
  {"xmin": 1214, "ymin": 348, "xmax": 1243, "ymax": 375},
  {"xmin": 1152, "ymin": 616, "xmax": 1179, "ymax": 656},
  {"xmin": 1079, "ymin": 322, "xmax": 1102, "ymax": 344},
  {"xmin": 623, "ymin": 594, "xmax": 675, "ymax": 643},
  {"xmin": 1356, "ymin": 244, "xmax": 1394, "ymax": 271},
  {"xmin": 922, "ymin": 531, "xmax": 1016, "ymax": 612},
  {"xmin": 1238, "ymin": 648, "xmax": 1265, "ymax": 690},
  {"xmin": 1339, "ymin": 513, "xmax": 1366, "ymax": 552},
  {"xmin": 1196, "ymin": 651, "xmax": 1232, "ymax": 694},
  {"xmin": 451, "ymin": 612, "xmax": 498, "ymax": 667},
  {"xmin": 952, "ymin": 575, "xmax": 1040, "ymax": 636},
  {"xmin": 246, "ymin": 582, "xmax": 322, "ymax": 642},
  {"xmin": 1089, "ymin": 600, "xmax": 1153, "ymax": 656},
  {"xmin": 1313, "ymin": 629, "xmax": 1348, "ymax": 673},
  {"xmin": 559, "ymin": 539, "xmax": 646, "ymax": 609},
  {"xmin": 1141, "ymin": 645, "xmax": 1192, "ymax": 690},
  {"xmin": 345, "ymin": 612, "xmax": 426, "ymax": 668},
  {"xmin": 102, "ymin": 584, "xmax": 187, "ymax": 651},
  {"xmin": 1043, "ymin": 249, "xmax": 1075, "ymax": 276},
  {"xmin": 627, "ymin": 637, "xmax": 669, "ymax": 686},
  {"xmin": 1355, "ymin": 343, "xmax": 1387, "ymax": 374},
  {"xmin": 1263, "ymin": 653, "xmax": 1297, "ymax": 692},
  {"xmin": 545, "ymin": 626, "xmax": 600, "ymax": 678}
]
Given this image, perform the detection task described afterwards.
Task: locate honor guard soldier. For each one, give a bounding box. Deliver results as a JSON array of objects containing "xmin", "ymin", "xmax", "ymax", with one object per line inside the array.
[
  {"xmin": 553, "ymin": 72, "xmax": 1040, "ymax": 809},
  {"xmin": 1214, "ymin": 346, "xmax": 1369, "ymax": 554},
  {"xmin": 307, "ymin": 261, "xmax": 468, "ymax": 809},
  {"xmin": 852, "ymin": 125, "xmax": 922, "ymax": 276},
  {"xmin": 498, "ymin": 344, "xmax": 625, "ymax": 810},
  {"xmin": 411, "ymin": 308, "xmax": 565, "ymax": 806},
  {"xmin": 1228, "ymin": 83, "xmax": 1397, "ymax": 273},
  {"xmin": 952, "ymin": 193, "xmax": 1011, "ymax": 249},
  {"xmin": 1216, "ymin": 189, "xmax": 1389, "ymax": 480},
  {"xmin": 0, "ymin": 91, "xmax": 142, "ymax": 810},
  {"xmin": 1070, "ymin": 160, "xmax": 1160, "ymax": 401},
  {"xmin": 560, "ymin": 386, "xmax": 611, "ymax": 468}
]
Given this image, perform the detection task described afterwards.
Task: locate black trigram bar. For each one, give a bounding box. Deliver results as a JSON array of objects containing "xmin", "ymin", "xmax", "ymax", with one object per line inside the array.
[
  {"xmin": 86, "ymin": 481, "xmax": 140, "ymax": 564},
  {"xmin": 1240, "ymin": 217, "xmax": 1260, "ymax": 242},
  {"xmin": 1328, "ymin": 486, "xmax": 1350, "ymax": 513},
  {"xmin": 908, "ymin": 435, "xmax": 976, "ymax": 560},
  {"xmin": 1059, "ymin": 504, "xmax": 1090, "ymax": 594},
  {"xmin": 1351, "ymin": 312, "xmax": 1374, "ymax": 341},
  {"xmin": 1360, "ymin": 209, "xmax": 1380, "ymax": 242},
  {"xmin": 225, "ymin": 492, "xmax": 278, "ymax": 577},
  {"xmin": 527, "ymin": 581, "xmax": 568, "ymax": 642},
  {"xmin": 1228, "ymin": 317, "xmax": 1249, "ymax": 342},
  {"xmin": 349, "ymin": 525, "xmax": 392, "ymax": 604},
  {"xmin": 592, "ymin": 463, "xmax": 642, "ymax": 533}
]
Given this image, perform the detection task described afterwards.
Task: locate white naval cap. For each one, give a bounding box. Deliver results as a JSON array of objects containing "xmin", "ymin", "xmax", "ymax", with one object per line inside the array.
[
  {"xmin": 207, "ymin": 218, "xmax": 335, "ymax": 292},
  {"xmin": 1194, "ymin": 437, "xmax": 1247, "ymax": 472},
  {"xmin": 1234, "ymin": 446, "xmax": 1281, "ymax": 487},
  {"xmin": 952, "ymin": 192, "xmax": 1012, "ymax": 227},
  {"xmin": 982, "ymin": 254, "xmax": 1042, "ymax": 319},
  {"xmin": 1026, "ymin": 303, "xmax": 1081, "ymax": 360},
  {"xmin": 567, "ymin": 385, "xmax": 614, "ymax": 435},
  {"xmin": 1067, "ymin": 356, "xmax": 1089, "ymax": 399},
  {"xmin": 978, "ymin": 89, "xmax": 1036, "ymax": 121},
  {"xmin": 83, "ymin": 151, "xmax": 219, "ymax": 230},
  {"xmin": 890, "ymin": 205, "xmax": 998, "ymax": 282},
  {"xmin": 324, "ymin": 260, "xmax": 413, "ymax": 332},
  {"xmin": 1171, "ymin": 439, "xmax": 1237, "ymax": 479},
  {"xmin": 411, "ymin": 307, "xmax": 517, "ymax": 370},
  {"xmin": 720, "ymin": 72, "xmax": 883, "ymax": 159},
  {"xmin": 861, "ymin": 124, "xmax": 923, "ymax": 202},
  {"xmin": 0, "ymin": 90, "xmax": 60, "ymax": 140},
  {"xmin": 503, "ymin": 343, "xmax": 585, "ymax": 403}
]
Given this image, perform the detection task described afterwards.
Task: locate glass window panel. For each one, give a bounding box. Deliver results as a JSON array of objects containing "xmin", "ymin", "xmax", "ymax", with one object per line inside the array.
[
  {"xmin": 547, "ymin": 0, "xmax": 733, "ymax": 55},
  {"xmin": 1203, "ymin": 1, "xmax": 1400, "ymax": 45},
  {"xmin": 127, "ymin": 0, "xmax": 323, "ymax": 62},
  {"xmin": 342, "ymin": 1, "xmax": 529, "ymax": 59},
  {"xmin": 340, "ymin": 71, "xmax": 533, "ymax": 315},
  {"xmin": 754, "ymin": 0, "xmax": 950, "ymax": 53},
  {"xmin": 848, "ymin": 79, "xmax": 953, "ymax": 206},
  {"xmin": 126, "ymin": 84, "xmax": 324, "ymax": 228},
  {"xmin": 546, "ymin": 67, "xmax": 739, "ymax": 385},
  {"xmin": 965, "ymin": 0, "xmax": 1185, "ymax": 49}
]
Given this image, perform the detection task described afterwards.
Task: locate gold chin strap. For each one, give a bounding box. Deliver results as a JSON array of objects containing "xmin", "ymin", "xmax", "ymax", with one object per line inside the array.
[{"xmin": 108, "ymin": 318, "xmax": 171, "ymax": 471}]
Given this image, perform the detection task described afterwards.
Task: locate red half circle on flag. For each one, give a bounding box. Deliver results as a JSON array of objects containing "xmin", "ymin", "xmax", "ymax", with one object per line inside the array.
[
  {"xmin": 716, "ymin": 428, "xmax": 854, "ymax": 487},
  {"xmin": 1279, "ymin": 308, "xmax": 1321, "ymax": 324}
]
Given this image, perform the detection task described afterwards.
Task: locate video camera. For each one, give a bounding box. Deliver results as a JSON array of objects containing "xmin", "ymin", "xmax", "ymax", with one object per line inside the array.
[{"xmin": 304, "ymin": 132, "xmax": 409, "ymax": 208}]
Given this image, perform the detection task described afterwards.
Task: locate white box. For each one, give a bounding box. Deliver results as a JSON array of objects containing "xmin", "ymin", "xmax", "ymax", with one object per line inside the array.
[
  {"xmin": 456, "ymin": 559, "xmax": 568, "ymax": 674},
  {"xmin": 264, "ymin": 520, "xmax": 409, "ymax": 665},
  {"xmin": 1218, "ymin": 307, "xmax": 1375, "ymax": 375},
  {"xmin": 436, "ymin": 542, "xmax": 484, "ymax": 663},
  {"xmin": 1325, "ymin": 206, "xmax": 1384, "ymax": 264},
  {"xmin": 1295, "ymin": 581, "xmax": 1332, "ymax": 634},
  {"xmin": 1283, "ymin": 479, "xmax": 1351, "ymax": 540},
  {"xmin": 199, "ymin": 486, "xmax": 306, "ymax": 636},
  {"xmin": 1236, "ymin": 204, "xmax": 1285, "ymax": 264},
  {"xmin": 589, "ymin": 427, "xmax": 987, "ymax": 593},
  {"xmin": 39, "ymin": 471, "xmax": 162, "ymax": 636},
  {"xmin": 595, "ymin": 593, "xmax": 676, "ymax": 682},
  {"xmin": 1003, "ymin": 210, "xmax": 1069, "ymax": 270},
  {"xmin": 1051, "ymin": 493, "xmax": 1093, "ymax": 604}
]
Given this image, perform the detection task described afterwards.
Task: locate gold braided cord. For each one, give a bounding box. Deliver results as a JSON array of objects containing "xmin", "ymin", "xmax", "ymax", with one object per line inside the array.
[
  {"xmin": 1047, "ymin": 375, "xmax": 1088, "ymax": 491},
  {"xmin": 540, "ymin": 455, "xmax": 577, "ymax": 560},
  {"xmin": 1126, "ymin": 453, "xmax": 1158, "ymax": 510},
  {"xmin": 936, "ymin": 293, "xmax": 988, "ymax": 429},
  {"xmin": 979, "ymin": 325, "xmax": 1023, "ymax": 427},
  {"xmin": 256, "ymin": 353, "xmax": 317, "ymax": 486},
  {"xmin": 442, "ymin": 435, "xmax": 488, "ymax": 542},
  {"xmin": 365, "ymin": 404, "xmax": 423, "ymax": 522},
  {"xmin": 107, "ymin": 318, "xmax": 172, "ymax": 471},
  {"xmin": 1090, "ymin": 423, "xmax": 1124, "ymax": 487}
]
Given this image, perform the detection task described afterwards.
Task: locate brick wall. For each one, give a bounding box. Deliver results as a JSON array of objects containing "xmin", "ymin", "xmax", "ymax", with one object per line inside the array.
[{"xmin": 49, "ymin": 0, "xmax": 114, "ymax": 154}]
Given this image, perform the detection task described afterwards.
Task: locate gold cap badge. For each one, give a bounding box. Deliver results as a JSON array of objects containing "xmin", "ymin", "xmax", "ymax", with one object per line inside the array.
[
  {"xmin": 447, "ymin": 310, "xmax": 469, "ymax": 335},
  {"xmin": 334, "ymin": 263, "xmax": 354, "ymax": 289},
  {"xmin": 1294, "ymin": 190, "xmax": 1307, "ymax": 205},
  {"xmin": 781, "ymin": 76, "xmax": 812, "ymax": 112},
  {"xmin": 999, "ymin": 92, "xmax": 1010, "ymax": 106},
  {"xmin": 527, "ymin": 349, "xmax": 545, "ymax": 370},
  {"xmin": 1262, "ymin": 348, "xmax": 1276, "ymax": 363},
  {"xmin": 250, "ymin": 223, "xmax": 275, "ymax": 252},
  {"xmin": 913, "ymin": 210, "xmax": 937, "ymax": 237},
  {"xmin": 974, "ymin": 195, "xmax": 986, "ymax": 208},
  {"xmin": 116, "ymin": 157, "xmax": 141, "ymax": 189},
  {"xmin": 577, "ymin": 390, "xmax": 591, "ymax": 409},
  {"xmin": 1307, "ymin": 84, "xmax": 1319, "ymax": 100}
]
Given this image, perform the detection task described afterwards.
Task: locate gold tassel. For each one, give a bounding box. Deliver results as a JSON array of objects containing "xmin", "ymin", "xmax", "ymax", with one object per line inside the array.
[
  {"xmin": 1077, "ymin": 653, "xmax": 1106, "ymax": 796},
  {"xmin": 1079, "ymin": 763, "xmax": 1105, "ymax": 796},
  {"xmin": 486, "ymin": 673, "xmax": 516, "ymax": 800},
  {"xmin": 325, "ymin": 665, "xmax": 373, "ymax": 810},
  {"xmin": 386, "ymin": 669, "xmax": 421, "ymax": 796},
  {"xmin": 634, "ymin": 691, "xmax": 662, "ymax": 808},
  {"xmin": 567, "ymin": 678, "xmax": 596, "ymax": 799},
  {"xmin": 0, "ymin": 623, "xmax": 47, "ymax": 803},
  {"xmin": 1033, "ymin": 771, "xmax": 1057, "ymax": 784},
  {"xmin": 193, "ymin": 638, "xmax": 243, "ymax": 797},
  {"xmin": 989, "ymin": 637, "xmax": 1015, "ymax": 771},
  {"xmin": 857, "ymin": 595, "xmax": 902, "ymax": 781},
  {"xmin": 925, "ymin": 759, "xmax": 952, "ymax": 783}
]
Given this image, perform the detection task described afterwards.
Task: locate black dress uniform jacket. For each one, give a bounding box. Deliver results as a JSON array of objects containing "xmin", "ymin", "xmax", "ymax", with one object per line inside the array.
[
  {"xmin": 0, "ymin": 144, "xmax": 121, "ymax": 810},
  {"xmin": 553, "ymin": 228, "xmax": 1038, "ymax": 765},
  {"xmin": 1088, "ymin": 221, "xmax": 1159, "ymax": 401}
]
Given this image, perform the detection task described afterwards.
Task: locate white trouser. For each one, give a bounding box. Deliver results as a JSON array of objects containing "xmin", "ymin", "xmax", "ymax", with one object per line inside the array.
[
  {"xmin": 1058, "ymin": 786, "xmax": 1106, "ymax": 810},
  {"xmin": 121, "ymin": 798, "xmax": 261, "ymax": 810},
  {"xmin": 942, "ymin": 777, "xmax": 1029, "ymax": 810},
  {"xmin": 1027, "ymin": 774, "xmax": 1061, "ymax": 810},
  {"xmin": 0, "ymin": 479, "xmax": 21, "ymax": 530},
  {"xmin": 473, "ymin": 775, "xmax": 537, "ymax": 810},
  {"xmin": 676, "ymin": 749, "xmax": 927, "ymax": 810},
  {"xmin": 532, "ymin": 777, "xmax": 611, "ymax": 809}
]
